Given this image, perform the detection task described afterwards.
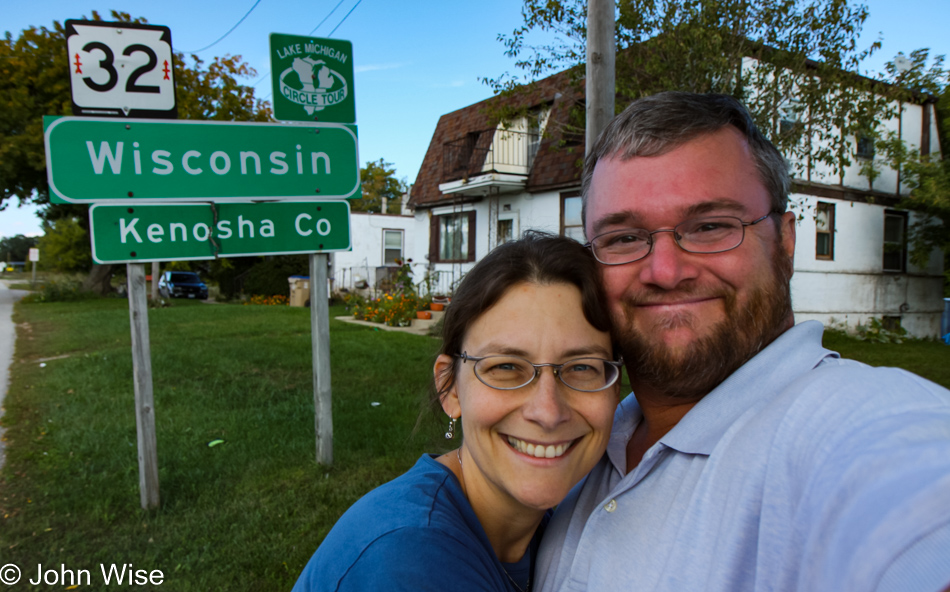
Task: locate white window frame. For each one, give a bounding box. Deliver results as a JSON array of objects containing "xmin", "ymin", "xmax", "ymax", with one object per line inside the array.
[
  {"xmin": 815, "ymin": 202, "xmax": 834, "ymax": 260},
  {"xmin": 561, "ymin": 192, "xmax": 584, "ymax": 242},
  {"xmin": 382, "ymin": 229, "xmax": 404, "ymax": 265},
  {"xmin": 496, "ymin": 211, "xmax": 520, "ymax": 247},
  {"xmin": 882, "ymin": 210, "xmax": 907, "ymax": 273}
]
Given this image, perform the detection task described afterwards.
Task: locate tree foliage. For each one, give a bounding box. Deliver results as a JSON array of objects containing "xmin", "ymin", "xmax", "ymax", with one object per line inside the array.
[
  {"xmin": 0, "ymin": 234, "xmax": 38, "ymax": 263},
  {"xmin": 486, "ymin": 0, "xmax": 937, "ymax": 183},
  {"xmin": 351, "ymin": 159, "xmax": 408, "ymax": 214},
  {"xmin": 36, "ymin": 216, "xmax": 91, "ymax": 272},
  {"xmin": 0, "ymin": 21, "xmax": 70, "ymax": 210},
  {"xmin": 489, "ymin": 1, "xmax": 949, "ymax": 288},
  {"xmin": 853, "ymin": 56, "xmax": 950, "ymax": 273},
  {"xmin": 1, "ymin": 11, "xmax": 272, "ymax": 293},
  {"xmin": 0, "ymin": 10, "xmax": 272, "ymax": 211},
  {"xmin": 873, "ymin": 105, "xmax": 950, "ymax": 277}
]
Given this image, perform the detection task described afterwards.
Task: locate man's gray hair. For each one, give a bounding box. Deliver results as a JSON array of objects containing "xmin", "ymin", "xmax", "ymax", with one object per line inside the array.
[{"xmin": 581, "ymin": 92, "xmax": 790, "ymax": 227}]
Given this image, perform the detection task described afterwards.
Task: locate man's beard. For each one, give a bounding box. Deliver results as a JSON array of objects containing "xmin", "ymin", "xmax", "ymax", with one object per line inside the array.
[{"xmin": 615, "ymin": 244, "xmax": 794, "ymax": 401}]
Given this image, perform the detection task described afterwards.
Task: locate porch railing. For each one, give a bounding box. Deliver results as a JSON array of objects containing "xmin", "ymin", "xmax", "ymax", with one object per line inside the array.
[{"xmin": 442, "ymin": 128, "xmax": 540, "ymax": 183}]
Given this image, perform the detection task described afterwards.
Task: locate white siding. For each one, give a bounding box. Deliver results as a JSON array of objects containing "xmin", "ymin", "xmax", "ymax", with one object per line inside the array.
[
  {"xmin": 790, "ymin": 194, "xmax": 944, "ymax": 337},
  {"xmin": 332, "ymin": 212, "xmax": 415, "ymax": 291}
]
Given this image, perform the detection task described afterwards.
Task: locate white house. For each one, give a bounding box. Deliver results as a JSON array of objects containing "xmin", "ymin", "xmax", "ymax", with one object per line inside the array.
[
  {"xmin": 404, "ymin": 68, "xmax": 946, "ymax": 337},
  {"xmin": 331, "ymin": 210, "xmax": 415, "ymax": 293}
]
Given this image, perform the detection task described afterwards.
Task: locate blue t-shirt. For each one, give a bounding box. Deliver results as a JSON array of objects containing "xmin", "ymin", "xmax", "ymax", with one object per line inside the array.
[{"xmin": 293, "ymin": 454, "xmax": 542, "ymax": 592}]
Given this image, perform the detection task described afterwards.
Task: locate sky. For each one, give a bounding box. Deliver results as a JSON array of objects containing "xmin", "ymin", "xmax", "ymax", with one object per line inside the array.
[{"xmin": 3, "ymin": 0, "xmax": 949, "ymax": 240}]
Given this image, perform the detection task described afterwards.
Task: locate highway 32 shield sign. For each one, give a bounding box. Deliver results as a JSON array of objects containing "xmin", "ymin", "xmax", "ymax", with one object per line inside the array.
[{"xmin": 65, "ymin": 20, "xmax": 176, "ymax": 118}]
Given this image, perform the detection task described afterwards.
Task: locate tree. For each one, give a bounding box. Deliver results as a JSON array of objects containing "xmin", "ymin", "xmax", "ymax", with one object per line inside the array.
[
  {"xmin": 486, "ymin": 0, "xmax": 930, "ymax": 185},
  {"xmin": 352, "ymin": 159, "xmax": 408, "ymax": 214},
  {"xmin": 0, "ymin": 10, "xmax": 272, "ymax": 210},
  {"xmin": 36, "ymin": 216, "xmax": 91, "ymax": 273},
  {"xmin": 850, "ymin": 52, "xmax": 950, "ymax": 290},
  {"xmin": 0, "ymin": 234, "xmax": 38, "ymax": 263},
  {"xmin": 1, "ymin": 11, "xmax": 272, "ymax": 293}
]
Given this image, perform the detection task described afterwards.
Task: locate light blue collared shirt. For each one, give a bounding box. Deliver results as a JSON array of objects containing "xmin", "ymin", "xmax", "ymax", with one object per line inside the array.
[{"xmin": 537, "ymin": 321, "xmax": 950, "ymax": 592}]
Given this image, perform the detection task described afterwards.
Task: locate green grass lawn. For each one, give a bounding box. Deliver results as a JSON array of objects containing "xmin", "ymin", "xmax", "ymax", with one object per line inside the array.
[
  {"xmin": 822, "ymin": 330, "xmax": 950, "ymax": 389},
  {"xmin": 0, "ymin": 299, "xmax": 946, "ymax": 591},
  {"xmin": 1, "ymin": 299, "xmax": 444, "ymax": 590}
]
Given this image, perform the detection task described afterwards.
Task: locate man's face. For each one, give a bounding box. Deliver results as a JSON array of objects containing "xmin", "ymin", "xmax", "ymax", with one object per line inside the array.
[{"xmin": 585, "ymin": 127, "xmax": 796, "ymax": 400}]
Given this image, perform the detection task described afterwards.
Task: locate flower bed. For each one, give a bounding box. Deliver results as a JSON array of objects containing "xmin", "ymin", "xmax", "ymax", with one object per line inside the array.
[{"xmin": 245, "ymin": 294, "xmax": 289, "ymax": 306}]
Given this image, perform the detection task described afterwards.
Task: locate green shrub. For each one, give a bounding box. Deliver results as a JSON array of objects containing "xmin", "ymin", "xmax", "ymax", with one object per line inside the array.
[
  {"xmin": 855, "ymin": 317, "xmax": 910, "ymax": 344},
  {"xmin": 242, "ymin": 256, "xmax": 309, "ymax": 297},
  {"xmin": 828, "ymin": 317, "xmax": 911, "ymax": 345},
  {"xmin": 21, "ymin": 277, "xmax": 95, "ymax": 303}
]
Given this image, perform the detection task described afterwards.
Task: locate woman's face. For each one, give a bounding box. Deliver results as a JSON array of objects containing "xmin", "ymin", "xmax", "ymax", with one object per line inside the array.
[{"xmin": 437, "ymin": 281, "xmax": 619, "ymax": 513}]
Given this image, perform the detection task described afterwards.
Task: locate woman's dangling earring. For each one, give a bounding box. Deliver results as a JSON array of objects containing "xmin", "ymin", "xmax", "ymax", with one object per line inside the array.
[{"xmin": 444, "ymin": 416, "xmax": 458, "ymax": 440}]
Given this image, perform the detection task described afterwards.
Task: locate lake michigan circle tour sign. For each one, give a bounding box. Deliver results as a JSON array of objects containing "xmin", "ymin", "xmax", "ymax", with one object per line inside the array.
[{"xmin": 270, "ymin": 34, "xmax": 355, "ymax": 123}]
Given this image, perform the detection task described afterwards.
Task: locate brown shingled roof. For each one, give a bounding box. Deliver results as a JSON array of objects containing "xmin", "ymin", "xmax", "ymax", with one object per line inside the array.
[{"xmin": 409, "ymin": 69, "xmax": 585, "ymax": 209}]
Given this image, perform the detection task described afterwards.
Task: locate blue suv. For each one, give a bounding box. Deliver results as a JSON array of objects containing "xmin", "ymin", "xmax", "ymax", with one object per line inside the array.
[{"xmin": 158, "ymin": 271, "xmax": 209, "ymax": 300}]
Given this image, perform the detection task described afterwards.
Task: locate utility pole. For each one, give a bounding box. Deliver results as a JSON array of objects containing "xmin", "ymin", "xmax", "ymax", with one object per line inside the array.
[{"xmin": 586, "ymin": 0, "xmax": 616, "ymax": 154}]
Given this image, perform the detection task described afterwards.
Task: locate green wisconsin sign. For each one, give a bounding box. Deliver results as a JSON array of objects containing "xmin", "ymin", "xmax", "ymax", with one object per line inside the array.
[
  {"xmin": 45, "ymin": 116, "xmax": 360, "ymax": 203},
  {"xmin": 89, "ymin": 201, "xmax": 351, "ymax": 263},
  {"xmin": 270, "ymin": 34, "xmax": 355, "ymax": 123}
]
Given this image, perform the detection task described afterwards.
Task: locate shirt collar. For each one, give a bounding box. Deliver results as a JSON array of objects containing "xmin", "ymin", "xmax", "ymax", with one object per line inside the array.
[
  {"xmin": 608, "ymin": 320, "xmax": 838, "ymax": 466},
  {"xmin": 662, "ymin": 320, "xmax": 838, "ymax": 455}
]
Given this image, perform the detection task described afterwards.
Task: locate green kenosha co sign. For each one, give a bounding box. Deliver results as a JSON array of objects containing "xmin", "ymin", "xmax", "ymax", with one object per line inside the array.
[
  {"xmin": 270, "ymin": 33, "xmax": 355, "ymax": 123},
  {"xmin": 89, "ymin": 201, "xmax": 352, "ymax": 263},
  {"xmin": 44, "ymin": 116, "xmax": 360, "ymax": 203}
]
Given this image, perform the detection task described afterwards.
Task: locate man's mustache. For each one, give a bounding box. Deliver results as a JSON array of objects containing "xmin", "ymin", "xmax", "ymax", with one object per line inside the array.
[{"xmin": 620, "ymin": 284, "xmax": 732, "ymax": 308}]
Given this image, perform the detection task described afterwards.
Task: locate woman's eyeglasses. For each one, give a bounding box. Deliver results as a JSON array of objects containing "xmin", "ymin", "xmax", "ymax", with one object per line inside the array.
[{"xmin": 456, "ymin": 352, "xmax": 623, "ymax": 392}]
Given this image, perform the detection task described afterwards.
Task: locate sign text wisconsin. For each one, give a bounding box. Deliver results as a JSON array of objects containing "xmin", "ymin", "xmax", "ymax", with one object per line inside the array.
[{"xmin": 45, "ymin": 117, "xmax": 359, "ymax": 203}]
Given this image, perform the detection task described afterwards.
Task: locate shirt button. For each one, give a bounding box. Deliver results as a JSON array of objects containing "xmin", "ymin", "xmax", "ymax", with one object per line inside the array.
[{"xmin": 604, "ymin": 499, "xmax": 617, "ymax": 512}]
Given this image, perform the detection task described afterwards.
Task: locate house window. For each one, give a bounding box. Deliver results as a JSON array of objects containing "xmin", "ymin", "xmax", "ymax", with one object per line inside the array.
[
  {"xmin": 383, "ymin": 229, "xmax": 404, "ymax": 265},
  {"xmin": 430, "ymin": 211, "xmax": 476, "ymax": 263},
  {"xmin": 497, "ymin": 219, "xmax": 514, "ymax": 246},
  {"xmin": 561, "ymin": 192, "xmax": 584, "ymax": 242},
  {"xmin": 526, "ymin": 106, "xmax": 550, "ymax": 167},
  {"xmin": 778, "ymin": 99, "xmax": 803, "ymax": 137},
  {"xmin": 882, "ymin": 210, "xmax": 907, "ymax": 273},
  {"xmin": 856, "ymin": 135, "xmax": 875, "ymax": 159},
  {"xmin": 496, "ymin": 211, "xmax": 520, "ymax": 248},
  {"xmin": 779, "ymin": 118, "xmax": 799, "ymax": 137},
  {"xmin": 815, "ymin": 202, "xmax": 834, "ymax": 260},
  {"xmin": 882, "ymin": 316, "xmax": 903, "ymax": 332}
]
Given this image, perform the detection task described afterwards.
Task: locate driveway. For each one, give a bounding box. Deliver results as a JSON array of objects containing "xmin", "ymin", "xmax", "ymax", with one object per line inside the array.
[{"xmin": 0, "ymin": 279, "xmax": 28, "ymax": 470}]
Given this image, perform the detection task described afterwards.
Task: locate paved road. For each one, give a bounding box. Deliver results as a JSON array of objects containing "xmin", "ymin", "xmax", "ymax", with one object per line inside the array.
[{"xmin": 0, "ymin": 279, "xmax": 28, "ymax": 470}]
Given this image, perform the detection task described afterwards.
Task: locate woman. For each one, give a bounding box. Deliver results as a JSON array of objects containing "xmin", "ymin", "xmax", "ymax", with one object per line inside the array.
[{"xmin": 292, "ymin": 232, "xmax": 621, "ymax": 592}]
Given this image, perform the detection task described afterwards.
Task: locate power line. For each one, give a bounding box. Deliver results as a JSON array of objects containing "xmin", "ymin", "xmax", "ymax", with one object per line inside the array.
[
  {"xmin": 179, "ymin": 0, "xmax": 263, "ymax": 54},
  {"xmin": 329, "ymin": 0, "xmax": 362, "ymax": 36},
  {"xmin": 309, "ymin": 0, "xmax": 349, "ymax": 36},
  {"xmin": 249, "ymin": 0, "xmax": 360, "ymax": 90}
]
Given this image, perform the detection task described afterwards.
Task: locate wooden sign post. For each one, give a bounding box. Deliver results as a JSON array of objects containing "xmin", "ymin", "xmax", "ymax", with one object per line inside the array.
[
  {"xmin": 310, "ymin": 253, "xmax": 333, "ymax": 465},
  {"xmin": 126, "ymin": 263, "xmax": 160, "ymax": 509}
]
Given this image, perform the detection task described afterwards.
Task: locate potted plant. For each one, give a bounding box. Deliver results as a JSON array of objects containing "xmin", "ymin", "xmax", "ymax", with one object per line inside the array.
[{"xmin": 416, "ymin": 294, "xmax": 433, "ymax": 319}]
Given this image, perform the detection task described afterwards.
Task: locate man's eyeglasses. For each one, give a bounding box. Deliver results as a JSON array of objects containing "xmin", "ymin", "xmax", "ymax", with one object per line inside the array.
[
  {"xmin": 456, "ymin": 352, "xmax": 623, "ymax": 392},
  {"xmin": 586, "ymin": 211, "xmax": 780, "ymax": 266}
]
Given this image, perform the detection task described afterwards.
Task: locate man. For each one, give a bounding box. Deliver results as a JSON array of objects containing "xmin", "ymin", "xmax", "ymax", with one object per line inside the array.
[{"xmin": 535, "ymin": 92, "xmax": 950, "ymax": 592}]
